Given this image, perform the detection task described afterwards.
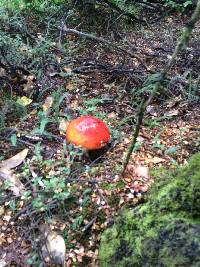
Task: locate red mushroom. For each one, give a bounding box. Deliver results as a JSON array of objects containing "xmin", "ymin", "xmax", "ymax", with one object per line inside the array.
[{"xmin": 66, "ymin": 116, "xmax": 110, "ymax": 150}]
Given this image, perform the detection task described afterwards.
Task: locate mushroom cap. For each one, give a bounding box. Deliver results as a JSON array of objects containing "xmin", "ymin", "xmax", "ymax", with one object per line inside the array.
[{"xmin": 66, "ymin": 116, "xmax": 110, "ymax": 150}]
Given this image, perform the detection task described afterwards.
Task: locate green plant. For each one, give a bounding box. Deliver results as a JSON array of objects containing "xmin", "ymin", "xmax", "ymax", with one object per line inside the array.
[
  {"xmin": 72, "ymin": 215, "xmax": 83, "ymax": 230},
  {"xmin": 151, "ymin": 132, "xmax": 165, "ymax": 150},
  {"xmin": 110, "ymin": 0, "xmax": 141, "ymax": 16},
  {"xmin": 184, "ymin": 73, "xmax": 200, "ymax": 101},
  {"xmin": 27, "ymin": 253, "xmax": 43, "ymax": 267},
  {"xmin": 0, "ymin": 99, "xmax": 27, "ymax": 128},
  {"xmin": 0, "ymin": 0, "xmax": 65, "ymax": 11},
  {"xmin": 163, "ymin": 0, "xmax": 193, "ymax": 10},
  {"xmin": 80, "ymin": 97, "xmax": 105, "ymax": 117}
]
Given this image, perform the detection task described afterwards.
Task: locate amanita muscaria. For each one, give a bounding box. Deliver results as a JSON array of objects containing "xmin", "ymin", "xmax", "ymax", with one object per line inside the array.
[{"xmin": 66, "ymin": 116, "xmax": 110, "ymax": 150}]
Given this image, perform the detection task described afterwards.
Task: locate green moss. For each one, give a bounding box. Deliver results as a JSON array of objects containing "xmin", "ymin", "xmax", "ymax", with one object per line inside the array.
[{"xmin": 99, "ymin": 153, "xmax": 200, "ymax": 267}]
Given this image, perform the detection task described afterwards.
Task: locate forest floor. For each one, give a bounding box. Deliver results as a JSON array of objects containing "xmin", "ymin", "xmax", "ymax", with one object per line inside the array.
[{"xmin": 0, "ymin": 7, "xmax": 200, "ymax": 267}]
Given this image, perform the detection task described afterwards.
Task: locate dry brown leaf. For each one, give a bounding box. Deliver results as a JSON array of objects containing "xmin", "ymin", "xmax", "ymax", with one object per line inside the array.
[
  {"xmin": 0, "ymin": 149, "xmax": 29, "ymax": 169},
  {"xmin": 0, "ymin": 257, "xmax": 7, "ymax": 267},
  {"xmin": 166, "ymin": 95, "xmax": 182, "ymax": 108},
  {"xmin": 43, "ymin": 96, "xmax": 54, "ymax": 113},
  {"xmin": 0, "ymin": 206, "xmax": 4, "ymax": 217},
  {"xmin": 0, "ymin": 168, "xmax": 24, "ymax": 196},
  {"xmin": 148, "ymin": 157, "xmax": 166, "ymax": 164},
  {"xmin": 39, "ymin": 225, "xmax": 66, "ymax": 266},
  {"xmin": 146, "ymin": 105, "xmax": 158, "ymax": 116},
  {"xmin": 164, "ymin": 109, "xmax": 179, "ymax": 117},
  {"xmin": 0, "ymin": 149, "xmax": 27, "ymax": 196},
  {"xmin": 63, "ymin": 67, "xmax": 72, "ymax": 74},
  {"xmin": 23, "ymin": 75, "xmax": 35, "ymax": 92},
  {"xmin": 0, "ymin": 68, "xmax": 6, "ymax": 77},
  {"xmin": 107, "ymin": 112, "xmax": 117, "ymax": 119},
  {"xmin": 140, "ymin": 185, "xmax": 149, "ymax": 192},
  {"xmin": 56, "ymin": 56, "xmax": 61, "ymax": 64},
  {"xmin": 134, "ymin": 166, "xmax": 150, "ymax": 180},
  {"xmin": 59, "ymin": 119, "xmax": 69, "ymax": 134},
  {"xmin": 66, "ymin": 82, "xmax": 74, "ymax": 91},
  {"xmin": 127, "ymin": 165, "xmax": 149, "ymax": 180}
]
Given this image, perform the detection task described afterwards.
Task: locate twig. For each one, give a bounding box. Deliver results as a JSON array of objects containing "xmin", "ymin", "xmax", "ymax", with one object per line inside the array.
[
  {"xmin": 122, "ymin": 100, "xmax": 145, "ymax": 174},
  {"xmin": 190, "ymin": 127, "xmax": 200, "ymax": 131},
  {"xmin": 122, "ymin": 0, "xmax": 200, "ymax": 174},
  {"xmin": 17, "ymin": 139, "xmax": 35, "ymax": 147},
  {"xmin": 82, "ymin": 216, "xmax": 97, "ymax": 232}
]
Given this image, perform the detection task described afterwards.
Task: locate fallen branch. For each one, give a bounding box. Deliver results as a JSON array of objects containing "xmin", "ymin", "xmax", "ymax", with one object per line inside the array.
[{"xmin": 62, "ymin": 26, "xmax": 149, "ymax": 70}]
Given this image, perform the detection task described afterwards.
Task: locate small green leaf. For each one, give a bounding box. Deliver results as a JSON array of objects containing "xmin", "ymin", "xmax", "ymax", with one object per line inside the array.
[
  {"xmin": 165, "ymin": 146, "xmax": 179, "ymax": 155},
  {"xmin": 9, "ymin": 200, "xmax": 16, "ymax": 211},
  {"xmin": 39, "ymin": 118, "xmax": 49, "ymax": 134},
  {"xmin": 83, "ymin": 188, "xmax": 92, "ymax": 195},
  {"xmin": 59, "ymin": 71, "xmax": 72, "ymax": 78},
  {"xmin": 34, "ymin": 142, "xmax": 42, "ymax": 160},
  {"xmin": 72, "ymin": 215, "xmax": 83, "ymax": 230},
  {"xmin": 11, "ymin": 134, "xmax": 17, "ymax": 146}
]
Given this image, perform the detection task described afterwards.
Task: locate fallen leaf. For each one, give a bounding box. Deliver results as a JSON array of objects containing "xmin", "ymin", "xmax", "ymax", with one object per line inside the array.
[
  {"xmin": 49, "ymin": 72, "xmax": 59, "ymax": 77},
  {"xmin": 23, "ymin": 75, "xmax": 35, "ymax": 92},
  {"xmin": 63, "ymin": 67, "xmax": 72, "ymax": 74},
  {"xmin": 107, "ymin": 112, "xmax": 117, "ymax": 119},
  {"xmin": 0, "ymin": 258, "xmax": 7, "ymax": 267},
  {"xmin": 126, "ymin": 165, "xmax": 149, "ymax": 180},
  {"xmin": 39, "ymin": 225, "xmax": 66, "ymax": 266},
  {"xmin": 164, "ymin": 109, "xmax": 179, "ymax": 117},
  {"xmin": 148, "ymin": 157, "xmax": 166, "ymax": 164},
  {"xmin": 56, "ymin": 56, "xmax": 61, "ymax": 63},
  {"xmin": 126, "ymin": 193, "xmax": 134, "ymax": 199},
  {"xmin": 134, "ymin": 166, "xmax": 150, "ymax": 180},
  {"xmin": 140, "ymin": 185, "xmax": 149, "ymax": 192},
  {"xmin": 3, "ymin": 214, "xmax": 11, "ymax": 222},
  {"xmin": 0, "ymin": 206, "xmax": 4, "ymax": 217},
  {"xmin": 59, "ymin": 119, "xmax": 69, "ymax": 134},
  {"xmin": 17, "ymin": 96, "xmax": 32, "ymax": 106},
  {"xmin": 0, "ymin": 68, "xmax": 6, "ymax": 77},
  {"xmin": 19, "ymin": 46, "xmax": 28, "ymax": 52},
  {"xmin": 7, "ymin": 237, "xmax": 12, "ymax": 244},
  {"xmin": 0, "ymin": 149, "xmax": 29, "ymax": 169},
  {"xmin": 43, "ymin": 96, "xmax": 54, "ymax": 113},
  {"xmin": 0, "ymin": 168, "xmax": 24, "ymax": 196},
  {"xmin": 146, "ymin": 105, "xmax": 158, "ymax": 116},
  {"xmin": 66, "ymin": 82, "xmax": 74, "ymax": 91},
  {"xmin": 166, "ymin": 95, "xmax": 182, "ymax": 108}
]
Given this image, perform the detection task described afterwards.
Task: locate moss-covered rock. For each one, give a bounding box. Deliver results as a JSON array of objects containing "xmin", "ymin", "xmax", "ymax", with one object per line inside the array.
[{"xmin": 99, "ymin": 153, "xmax": 200, "ymax": 267}]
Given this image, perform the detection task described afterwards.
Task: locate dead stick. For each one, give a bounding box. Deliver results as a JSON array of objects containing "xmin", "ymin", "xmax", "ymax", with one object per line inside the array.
[{"xmin": 62, "ymin": 26, "xmax": 148, "ymax": 70}]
